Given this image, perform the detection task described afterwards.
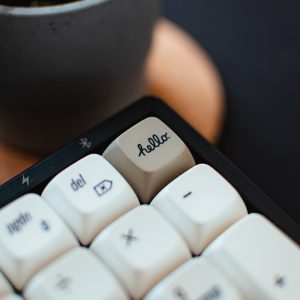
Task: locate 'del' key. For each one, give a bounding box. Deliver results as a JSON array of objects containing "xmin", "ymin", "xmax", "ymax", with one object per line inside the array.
[{"xmin": 103, "ymin": 117, "xmax": 195, "ymax": 203}]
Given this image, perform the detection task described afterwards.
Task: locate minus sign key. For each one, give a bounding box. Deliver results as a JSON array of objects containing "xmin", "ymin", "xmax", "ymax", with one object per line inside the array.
[{"xmin": 183, "ymin": 192, "xmax": 192, "ymax": 199}]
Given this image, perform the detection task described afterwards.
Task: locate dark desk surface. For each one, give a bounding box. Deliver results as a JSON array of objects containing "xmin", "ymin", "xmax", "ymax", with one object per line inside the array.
[{"xmin": 162, "ymin": 0, "xmax": 300, "ymax": 223}]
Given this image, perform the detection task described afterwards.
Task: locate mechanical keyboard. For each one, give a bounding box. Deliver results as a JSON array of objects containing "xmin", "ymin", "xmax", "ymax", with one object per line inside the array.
[{"xmin": 0, "ymin": 97, "xmax": 299, "ymax": 300}]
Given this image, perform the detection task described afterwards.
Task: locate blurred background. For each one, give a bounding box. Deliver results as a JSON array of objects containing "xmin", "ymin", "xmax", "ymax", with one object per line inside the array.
[
  {"xmin": 0, "ymin": 0, "xmax": 299, "ymax": 225},
  {"xmin": 162, "ymin": 0, "xmax": 300, "ymax": 223}
]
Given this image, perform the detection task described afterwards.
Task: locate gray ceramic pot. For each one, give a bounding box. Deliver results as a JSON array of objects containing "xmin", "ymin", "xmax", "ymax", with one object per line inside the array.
[{"xmin": 0, "ymin": 0, "xmax": 159, "ymax": 152}]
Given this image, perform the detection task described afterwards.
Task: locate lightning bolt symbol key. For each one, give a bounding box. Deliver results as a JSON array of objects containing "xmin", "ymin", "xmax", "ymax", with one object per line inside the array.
[{"xmin": 22, "ymin": 175, "xmax": 30, "ymax": 187}]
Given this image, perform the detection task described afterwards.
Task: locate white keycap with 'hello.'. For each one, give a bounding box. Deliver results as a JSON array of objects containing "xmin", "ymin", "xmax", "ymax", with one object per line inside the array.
[{"xmin": 103, "ymin": 117, "xmax": 195, "ymax": 203}]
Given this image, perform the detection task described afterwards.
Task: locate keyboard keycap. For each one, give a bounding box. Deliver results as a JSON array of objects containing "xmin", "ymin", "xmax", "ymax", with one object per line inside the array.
[
  {"xmin": 24, "ymin": 248, "xmax": 128, "ymax": 300},
  {"xmin": 91, "ymin": 205, "xmax": 191, "ymax": 299},
  {"xmin": 42, "ymin": 154, "xmax": 139, "ymax": 245},
  {"xmin": 0, "ymin": 194, "xmax": 78, "ymax": 290},
  {"xmin": 0, "ymin": 272, "xmax": 12, "ymax": 297},
  {"xmin": 1, "ymin": 295, "xmax": 23, "ymax": 300},
  {"xmin": 103, "ymin": 117, "xmax": 195, "ymax": 203},
  {"xmin": 145, "ymin": 257, "xmax": 242, "ymax": 300},
  {"xmin": 203, "ymin": 214, "xmax": 300, "ymax": 300},
  {"xmin": 151, "ymin": 164, "xmax": 248, "ymax": 254}
]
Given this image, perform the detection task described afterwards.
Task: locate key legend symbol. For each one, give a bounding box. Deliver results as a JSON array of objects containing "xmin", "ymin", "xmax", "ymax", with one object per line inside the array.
[
  {"xmin": 79, "ymin": 138, "xmax": 92, "ymax": 149},
  {"xmin": 173, "ymin": 287, "xmax": 189, "ymax": 300},
  {"xmin": 94, "ymin": 180, "xmax": 113, "ymax": 197},
  {"xmin": 22, "ymin": 174, "xmax": 30, "ymax": 187},
  {"xmin": 121, "ymin": 228, "xmax": 139, "ymax": 246},
  {"xmin": 40, "ymin": 219, "xmax": 51, "ymax": 232},
  {"xmin": 183, "ymin": 191, "xmax": 192, "ymax": 199},
  {"xmin": 55, "ymin": 275, "xmax": 72, "ymax": 293},
  {"xmin": 274, "ymin": 276, "xmax": 286, "ymax": 288}
]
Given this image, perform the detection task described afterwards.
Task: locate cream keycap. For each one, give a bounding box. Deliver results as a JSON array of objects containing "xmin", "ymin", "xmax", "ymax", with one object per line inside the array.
[
  {"xmin": 91, "ymin": 205, "xmax": 191, "ymax": 299},
  {"xmin": 203, "ymin": 214, "xmax": 300, "ymax": 300},
  {"xmin": 145, "ymin": 257, "xmax": 243, "ymax": 300},
  {"xmin": 42, "ymin": 154, "xmax": 139, "ymax": 245},
  {"xmin": 25, "ymin": 248, "xmax": 129, "ymax": 300},
  {"xmin": 151, "ymin": 164, "xmax": 248, "ymax": 254},
  {"xmin": 0, "ymin": 272, "xmax": 12, "ymax": 297},
  {"xmin": 0, "ymin": 194, "xmax": 78, "ymax": 290},
  {"xmin": 103, "ymin": 117, "xmax": 195, "ymax": 203},
  {"xmin": 0, "ymin": 295, "xmax": 23, "ymax": 300}
]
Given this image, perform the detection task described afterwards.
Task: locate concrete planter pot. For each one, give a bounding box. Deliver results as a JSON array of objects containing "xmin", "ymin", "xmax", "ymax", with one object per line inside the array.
[{"xmin": 0, "ymin": 0, "xmax": 160, "ymax": 152}]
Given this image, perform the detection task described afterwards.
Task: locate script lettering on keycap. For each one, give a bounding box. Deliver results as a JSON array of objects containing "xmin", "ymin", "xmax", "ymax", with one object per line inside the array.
[
  {"xmin": 198, "ymin": 286, "xmax": 222, "ymax": 300},
  {"xmin": 6, "ymin": 212, "xmax": 32, "ymax": 235},
  {"xmin": 138, "ymin": 133, "xmax": 171, "ymax": 157},
  {"xmin": 70, "ymin": 174, "xmax": 86, "ymax": 191}
]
